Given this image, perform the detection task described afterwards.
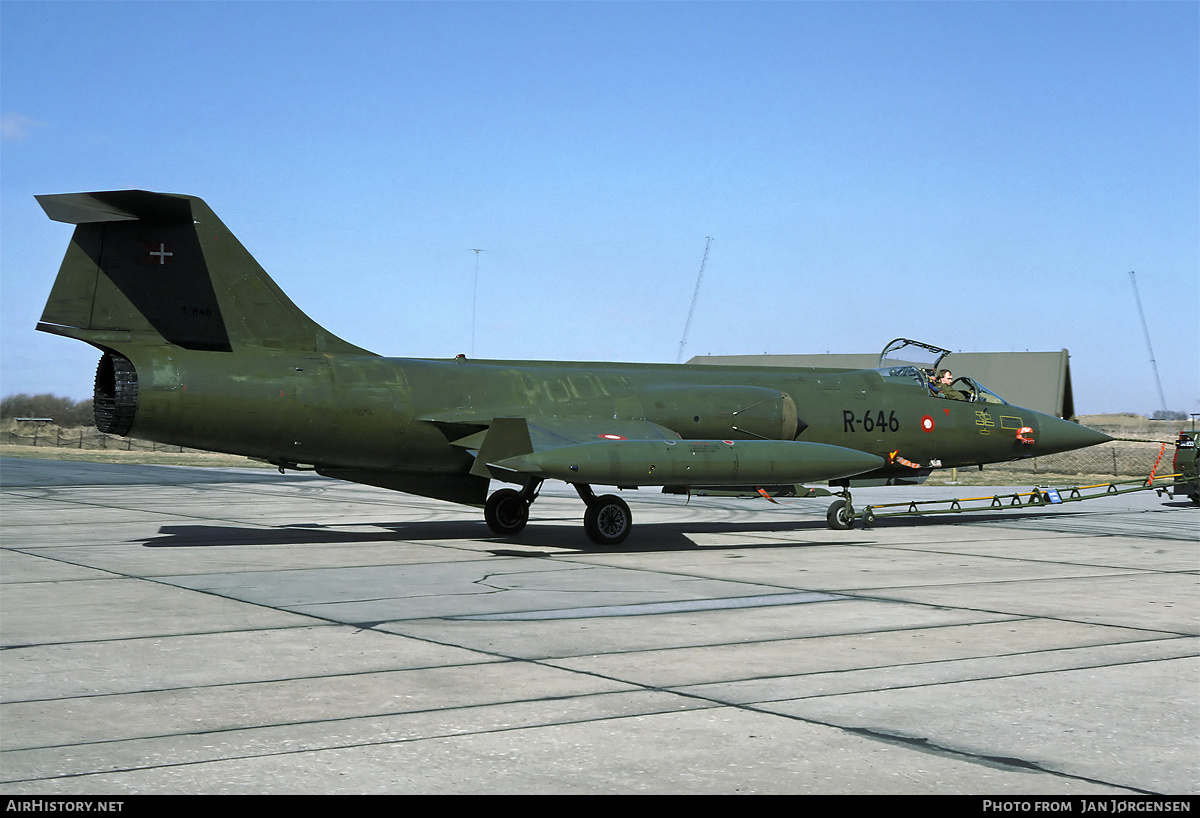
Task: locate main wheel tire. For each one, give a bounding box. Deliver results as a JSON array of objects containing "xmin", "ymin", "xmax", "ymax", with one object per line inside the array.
[
  {"xmin": 484, "ymin": 488, "xmax": 529, "ymax": 536},
  {"xmin": 584, "ymin": 495, "xmax": 632, "ymax": 546},
  {"xmin": 826, "ymin": 499, "xmax": 855, "ymax": 530}
]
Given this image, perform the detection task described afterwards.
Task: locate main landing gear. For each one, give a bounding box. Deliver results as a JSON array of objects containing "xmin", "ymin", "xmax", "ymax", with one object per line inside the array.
[
  {"xmin": 482, "ymin": 480, "xmax": 633, "ymax": 546},
  {"xmin": 574, "ymin": 484, "xmax": 632, "ymax": 546},
  {"xmin": 483, "ymin": 485, "xmax": 535, "ymax": 536}
]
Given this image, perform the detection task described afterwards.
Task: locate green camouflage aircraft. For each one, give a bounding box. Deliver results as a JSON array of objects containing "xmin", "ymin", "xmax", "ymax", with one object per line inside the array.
[{"xmin": 34, "ymin": 190, "xmax": 1112, "ymax": 545}]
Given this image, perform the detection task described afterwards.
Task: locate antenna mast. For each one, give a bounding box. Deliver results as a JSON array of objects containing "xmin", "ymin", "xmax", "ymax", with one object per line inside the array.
[
  {"xmin": 1129, "ymin": 270, "xmax": 1168, "ymax": 415},
  {"xmin": 676, "ymin": 237, "xmax": 714, "ymax": 364},
  {"xmin": 471, "ymin": 249, "xmax": 483, "ymax": 357}
]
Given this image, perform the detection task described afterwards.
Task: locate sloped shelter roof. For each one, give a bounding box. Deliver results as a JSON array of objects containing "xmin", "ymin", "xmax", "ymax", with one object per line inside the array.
[{"xmin": 688, "ymin": 350, "xmax": 1075, "ymax": 419}]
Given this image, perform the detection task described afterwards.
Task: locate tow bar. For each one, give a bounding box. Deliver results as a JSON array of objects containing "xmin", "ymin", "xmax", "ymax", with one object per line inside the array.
[{"xmin": 853, "ymin": 473, "xmax": 1183, "ymax": 529}]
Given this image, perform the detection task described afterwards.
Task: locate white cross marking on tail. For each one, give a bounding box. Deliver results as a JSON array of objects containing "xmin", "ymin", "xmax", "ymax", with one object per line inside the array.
[{"xmin": 149, "ymin": 243, "xmax": 173, "ymax": 265}]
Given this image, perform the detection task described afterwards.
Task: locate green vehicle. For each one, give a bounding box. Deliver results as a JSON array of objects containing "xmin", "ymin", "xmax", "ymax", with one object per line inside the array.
[
  {"xmin": 1171, "ymin": 430, "xmax": 1199, "ymax": 504},
  {"xmin": 33, "ymin": 190, "xmax": 1113, "ymax": 544}
]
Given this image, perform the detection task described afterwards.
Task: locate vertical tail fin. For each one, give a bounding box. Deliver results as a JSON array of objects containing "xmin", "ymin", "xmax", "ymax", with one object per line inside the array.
[{"xmin": 36, "ymin": 190, "xmax": 372, "ymax": 355}]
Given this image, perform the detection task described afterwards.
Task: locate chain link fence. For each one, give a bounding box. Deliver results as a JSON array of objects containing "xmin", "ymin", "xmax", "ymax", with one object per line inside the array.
[
  {"xmin": 938, "ymin": 439, "xmax": 1175, "ymax": 484},
  {"xmin": 3, "ymin": 427, "xmax": 200, "ymax": 453}
]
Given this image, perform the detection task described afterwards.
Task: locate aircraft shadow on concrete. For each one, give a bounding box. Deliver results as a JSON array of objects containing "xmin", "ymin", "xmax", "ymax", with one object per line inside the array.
[
  {"xmin": 137, "ymin": 506, "xmax": 1095, "ymax": 554},
  {"xmin": 142, "ymin": 519, "xmax": 871, "ymax": 553}
]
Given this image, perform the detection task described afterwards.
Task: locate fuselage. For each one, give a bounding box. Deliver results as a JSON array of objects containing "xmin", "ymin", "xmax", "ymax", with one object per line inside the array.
[{"xmin": 108, "ymin": 344, "xmax": 1095, "ymax": 484}]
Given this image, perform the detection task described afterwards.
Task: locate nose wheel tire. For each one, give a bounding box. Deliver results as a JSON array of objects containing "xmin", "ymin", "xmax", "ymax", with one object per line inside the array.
[
  {"xmin": 826, "ymin": 499, "xmax": 855, "ymax": 530},
  {"xmin": 484, "ymin": 488, "xmax": 530, "ymax": 536},
  {"xmin": 584, "ymin": 494, "xmax": 632, "ymax": 546}
]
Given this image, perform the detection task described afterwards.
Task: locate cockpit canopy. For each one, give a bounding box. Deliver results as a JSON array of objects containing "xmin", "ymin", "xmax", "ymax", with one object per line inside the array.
[
  {"xmin": 878, "ymin": 338, "xmax": 952, "ymax": 370},
  {"xmin": 875, "ymin": 339, "xmax": 1009, "ymax": 405}
]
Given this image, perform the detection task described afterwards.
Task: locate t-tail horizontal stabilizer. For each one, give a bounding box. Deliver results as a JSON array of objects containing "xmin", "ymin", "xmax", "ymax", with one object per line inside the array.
[{"xmin": 35, "ymin": 190, "xmax": 371, "ymax": 355}]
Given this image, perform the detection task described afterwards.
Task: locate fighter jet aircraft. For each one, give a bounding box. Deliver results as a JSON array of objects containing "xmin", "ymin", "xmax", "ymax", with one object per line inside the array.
[{"xmin": 33, "ymin": 190, "xmax": 1112, "ymax": 544}]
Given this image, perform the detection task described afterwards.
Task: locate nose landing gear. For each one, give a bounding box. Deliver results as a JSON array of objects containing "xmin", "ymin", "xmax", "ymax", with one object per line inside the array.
[{"xmin": 826, "ymin": 491, "xmax": 856, "ymax": 530}]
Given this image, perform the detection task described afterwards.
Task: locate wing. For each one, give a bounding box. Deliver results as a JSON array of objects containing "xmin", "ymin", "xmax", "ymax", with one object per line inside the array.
[{"xmin": 451, "ymin": 416, "xmax": 682, "ymax": 482}]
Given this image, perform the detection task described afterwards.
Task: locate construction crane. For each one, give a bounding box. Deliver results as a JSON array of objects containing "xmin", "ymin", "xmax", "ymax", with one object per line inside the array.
[
  {"xmin": 676, "ymin": 237, "xmax": 714, "ymax": 364},
  {"xmin": 1129, "ymin": 270, "xmax": 1169, "ymax": 416}
]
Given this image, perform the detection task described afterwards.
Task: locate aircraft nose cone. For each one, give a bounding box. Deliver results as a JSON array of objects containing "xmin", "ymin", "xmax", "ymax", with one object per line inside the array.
[{"xmin": 1036, "ymin": 416, "xmax": 1113, "ymax": 456}]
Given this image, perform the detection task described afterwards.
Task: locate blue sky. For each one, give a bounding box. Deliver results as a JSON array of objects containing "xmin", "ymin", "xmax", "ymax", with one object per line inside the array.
[{"xmin": 2, "ymin": 0, "xmax": 1196, "ymax": 415}]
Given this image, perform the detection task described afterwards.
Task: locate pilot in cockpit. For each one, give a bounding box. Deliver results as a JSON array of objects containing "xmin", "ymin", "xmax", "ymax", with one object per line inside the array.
[{"xmin": 933, "ymin": 369, "xmax": 966, "ymax": 400}]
